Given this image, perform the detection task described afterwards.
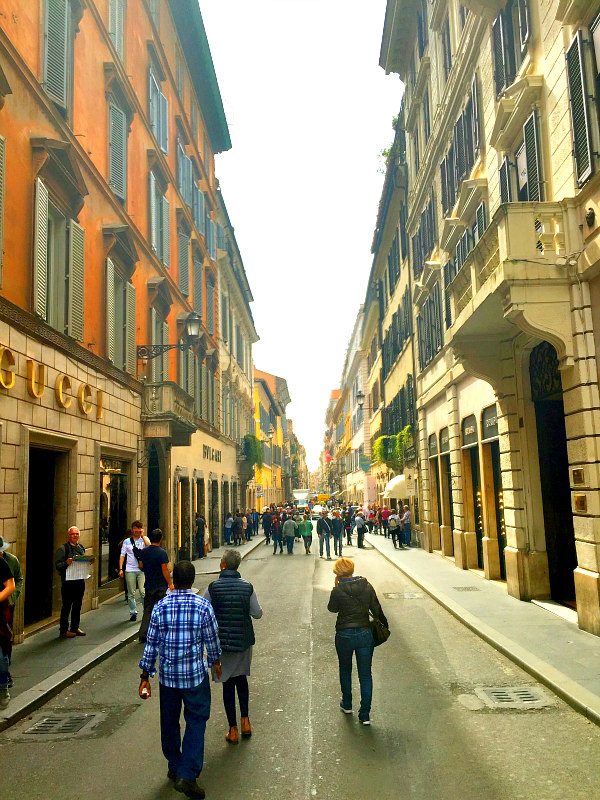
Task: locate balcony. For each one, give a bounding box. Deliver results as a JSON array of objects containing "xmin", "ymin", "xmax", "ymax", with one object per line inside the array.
[
  {"xmin": 142, "ymin": 382, "xmax": 197, "ymax": 446},
  {"xmin": 447, "ymin": 202, "xmax": 580, "ymax": 381}
]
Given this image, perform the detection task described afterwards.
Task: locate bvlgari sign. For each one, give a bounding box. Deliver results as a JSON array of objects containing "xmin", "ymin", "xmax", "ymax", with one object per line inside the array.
[{"xmin": 0, "ymin": 346, "xmax": 104, "ymax": 419}]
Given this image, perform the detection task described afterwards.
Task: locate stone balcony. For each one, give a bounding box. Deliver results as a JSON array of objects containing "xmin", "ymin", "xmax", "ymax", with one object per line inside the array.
[
  {"xmin": 447, "ymin": 202, "xmax": 581, "ymax": 384},
  {"xmin": 141, "ymin": 381, "xmax": 197, "ymax": 446}
]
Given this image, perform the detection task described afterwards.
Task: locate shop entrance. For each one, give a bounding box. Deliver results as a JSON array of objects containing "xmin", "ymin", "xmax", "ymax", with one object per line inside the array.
[
  {"xmin": 178, "ymin": 477, "xmax": 191, "ymax": 560},
  {"xmin": 462, "ymin": 415, "xmax": 484, "ymax": 569},
  {"xmin": 147, "ymin": 443, "xmax": 162, "ymax": 533},
  {"xmin": 530, "ymin": 342, "xmax": 576, "ymax": 604},
  {"xmin": 99, "ymin": 460, "xmax": 128, "ymax": 587},
  {"xmin": 24, "ymin": 448, "xmax": 63, "ymax": 626},
  {"xmin": 489, "ymin": 441, "xmax": 506, "ymax": 580},
  {"xmin": 210, "ymin": 479, "xmax": 220, "ymax": 548}
]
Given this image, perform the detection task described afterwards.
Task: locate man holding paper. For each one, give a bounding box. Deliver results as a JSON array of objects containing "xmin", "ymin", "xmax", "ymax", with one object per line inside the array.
[{"xmin": 55, "ymin": 526, "xmax": 92, "ymax": 639}]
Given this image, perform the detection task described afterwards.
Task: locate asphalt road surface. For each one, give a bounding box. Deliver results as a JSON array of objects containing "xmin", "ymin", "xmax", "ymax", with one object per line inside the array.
[{"xmin": 2, "ymin": 541, "xmax": 600, "ymax": 800}]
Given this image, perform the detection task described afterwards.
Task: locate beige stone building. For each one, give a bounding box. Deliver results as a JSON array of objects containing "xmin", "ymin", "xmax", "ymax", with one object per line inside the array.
[{"xmin": 381, "ymin": 0, "xmax": 600, "ymax": 633}]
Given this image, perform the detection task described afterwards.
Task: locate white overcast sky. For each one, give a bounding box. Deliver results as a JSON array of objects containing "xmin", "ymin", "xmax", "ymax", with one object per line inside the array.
[{"xmin": 200, "ymin": 0, "xmax": 402, "ymax": 473}]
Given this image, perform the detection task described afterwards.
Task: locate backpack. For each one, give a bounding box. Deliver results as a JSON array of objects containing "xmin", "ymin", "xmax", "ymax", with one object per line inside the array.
[{"xmin": 388, "ymin": 517, "xmax": 399, "ymax": 530}]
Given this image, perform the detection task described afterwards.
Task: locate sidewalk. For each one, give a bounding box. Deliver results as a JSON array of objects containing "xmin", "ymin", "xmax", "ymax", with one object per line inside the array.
[
  {"xmin": 0, "ymin": 535, "xmax": 264, "ymax": 731},
  {"xmin": 366, "ymin": 532, "xmax": 600, "ymax": 725}
]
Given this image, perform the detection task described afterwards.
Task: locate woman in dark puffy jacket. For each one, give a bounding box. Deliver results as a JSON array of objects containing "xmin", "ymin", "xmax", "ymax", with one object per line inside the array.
[{"xmin": 327, "ymin": 558, "xmax": 387, "ymax": 726}]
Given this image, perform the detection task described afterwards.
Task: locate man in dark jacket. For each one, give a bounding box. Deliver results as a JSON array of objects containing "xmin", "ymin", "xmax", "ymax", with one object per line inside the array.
[
  {"xmin": 316, "ymin": 511, "xmax": 332, "ymax": 560},
  {"xmin": 55, "ymin": 526, "xmax": 93, "ymax": 639},
  {"xmin": 204, "ymin": 550, "xmax": 263, "ymax": 743},
  {"xmin": 261, "ymin": 510, "xmax": 272, "ymax": 545}
]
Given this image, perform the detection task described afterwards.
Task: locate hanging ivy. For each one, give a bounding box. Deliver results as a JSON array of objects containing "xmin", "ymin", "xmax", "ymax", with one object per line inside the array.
[
  {"xmin": 372, "ymin": 425, "xmax": 414, "ymax": 472},
  {"xmin": 242, "ymin": 434, "xmax": 264, "ymax": 468}
]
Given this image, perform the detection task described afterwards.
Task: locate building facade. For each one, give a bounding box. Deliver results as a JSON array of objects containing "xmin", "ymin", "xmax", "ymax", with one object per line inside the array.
[
  {"xmin": 381, "ymin": 0, "xmax": 600, "ymax": 633},
  {"xmin": 253, "ymin": 369, "xmax": 292, "ymax": 509}
]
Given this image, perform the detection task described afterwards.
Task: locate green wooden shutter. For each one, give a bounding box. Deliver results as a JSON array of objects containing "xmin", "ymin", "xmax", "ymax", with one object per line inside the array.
[
  {"xmin": 475, "ymin": 202, "xmax": 487, "ymax": 241},
  {"xmin": 178, "ymin": 230, "xmax": 189, "ymax": 295},
  {"xmin": 106, "ymin": 258, "xmax": 116, "ymax": 361},
  {"xmin": 68, "ymin": 220, "xmax": 85, "ymax": 341},
  {"xmin": 517, "ymin": 0, "xmax": 530, "ymax": 52},
  {"xmin": 179, "ymin": 342, "xmax": 185, "ymax": 388},
  {"xmin": 109, "ymin": 0, "xmax": 124, "ymax": 60},
  {"xmin": 187, "ymin": 350, "xmax": 195, "ymax": 397},
  {"xmin": 0, "ymin": 136, "xmax": 5, "ymax": 278},
  {"xmin": 44, "ymin": 0, "xmax": 68, "ymax": 107},
  {"xmin": 492, "ymin": 16, "xmax": 506, "ymax": 97},
  {"xmin": 193, "ymin": 254, "xmax": 203, "ymax": 315},
  {"xmin": 523, "ymin": 112, "xmax": 542, "ymax": 201},
  {"xmin": 201, "ymin": 362, "xmax": 208, "ymax": 419},
  {"xmin": 34, "ymin": 178, "xmax": 49, "ymax": 320},
  {"xmin": 109, "ymin": 103, "xmax": 127, "ymax": 200},
  {"xmin": 566, "ymin": 32, "xmax": 593, "ymax": 186},
  {"xmin": 150, "ymin": 307, "xmax": 158, "ymax": 382},
  {"xmin": 149, "ymin": 171, "xmax": 158, "ymax": 252},
  {"xmin": 471, "ymin": 75, "xmax": 480, "ymax": 154},
  {"xmin": 162, "ymin": 195, "xmax": 170, "ymax": 266},
  {"xmin": 207, "ymin": 278, "xmax": 214, "ymax": 334},
  {"xmin": 162, "ymin": 320, "xmax": 169, "ymax": 382},
  {"xmin": 195, "ymin": 356, "xmax": 202, "ymax": 416},
  {"xmin": 499, "ymin": 157, "xmax": 512, "ymax": 203},
  {"xmin": 125, "ymin": 281, "xmax": 136, "ymax": 374}
]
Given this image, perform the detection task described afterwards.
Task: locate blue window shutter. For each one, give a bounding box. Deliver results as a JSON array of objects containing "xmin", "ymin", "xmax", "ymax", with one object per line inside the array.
[
  {"xmin": 108, "ymin": 0, "xmax": 124, "ymax": 60},
  {"xmin": 44, "ymin": 0, "xmax": 68, "ymax": 107},
  {"xmin": 108, "ymin": 103, "xmax": 127, "ymax": 200},
  {"xmin": 149, "ymin": 171, "xmax": 158, "ymax": 252},
  {"xmin": 106, "ymin": 257, "xmax": 116, "ymax": 362},
  {"xmin": 193, "ymin": 255, "xmax": 203, "ymax": 315},
  {"xmin": 68, "ymin": 219, "xmax": 85, "ymax": 342}
]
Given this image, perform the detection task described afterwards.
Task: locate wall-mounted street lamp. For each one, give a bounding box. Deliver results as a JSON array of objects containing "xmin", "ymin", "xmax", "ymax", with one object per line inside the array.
[
  {"xmin": 137, "ymin": 312, "xmax": 202, "ymax": 360},
  {"xmin": 267, "ymin": 425, "xmax": 275, "ymax": 441},
  {"xmin": 355, "ymin": 389, "xmax": 366, "ymax": 409}
]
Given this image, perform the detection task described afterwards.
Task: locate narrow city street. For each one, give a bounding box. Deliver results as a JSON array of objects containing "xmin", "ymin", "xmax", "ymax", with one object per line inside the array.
[{"xmin": 2, "ymin": 544, "xmax": 600, "ymax": 800}]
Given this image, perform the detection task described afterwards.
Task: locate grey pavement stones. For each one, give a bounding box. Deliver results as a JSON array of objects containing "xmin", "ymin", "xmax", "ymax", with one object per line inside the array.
[
  {"xmin": 366, "ymin": 532, "xmax": 600, "ymax": 726},
  {"xmin": 0, "ymin": 535, "xmax": 264, "ymax": 732}
]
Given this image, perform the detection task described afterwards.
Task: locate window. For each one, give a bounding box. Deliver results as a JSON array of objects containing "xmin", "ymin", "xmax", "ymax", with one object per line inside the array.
[
  {"xmin": 387, "ymin": 233, "xmax": 400, "ymax": 295},
  {"xmin": 108, "ymin": 0, "xmax": 125, "ymax": 61},
  {"xmin": 510, "ymin": 111, "xmax": 543, "ymax": 201},
  {"xmin": 413, "ymin": 129, "xmax": 420, "ymax": 174},
  {"xmin": 206, "ymin": 274, "xmax": 215, "ymax": 335},
  {"xmin": 416, "ymin": 0, "xmax": 428, "ymax": 58},
  {"xmin": 459, "ymin": 5, "xmax": 469, "ymax": 29},
  {"xmin": 193, "ymin": 181, "xmax": 205, "ymax": 234},
  {"xmin": 149, "ymin": 69, "xmax": 168, "ymax": 153},
  {"xmin": 566, "ymin": 28, "xmax": 597, "ymax": 186},
  {"xmin": 149, "ymin": 171, "xmax": 170, "ymax": 265},
  {"xmin": 411, "ymin": 195, "xmax": 436, "ymax": 280},
  {"xmin": 0, "ymin": 136, "xmax": 5, "ymax": 280},
  {"xmin": 381, "ymin": 287, "xmax": 412, "ymax": 379},
  {"xmin": 108, "ymin": 100, "xmax": 127, "ymax": 200},
  {"xmin": 417, "ymin": 282, "xmax": 443, "ymax": 370},
  {"xmin": 423, "ymin": 87, "xmax": 431, "ymax": 143},
  {"xmin": 148, "ymin": 0, "xmax": 159, "ymax": 27},
  {"xmin": 441, "ymin": 15, "xmax": 452, "ymax": 81},
  {"xmin": 43, "ymin": 0, "xmax": 74, "ymax": 112},
  {"xmin": 443, "ymin": 203, "xmax": 487, "ymax": 328},
  {"xmin": 150, "ymin": 307, "xmax": 169, "ymax": 382},
  {"xmin": 440, "ymin": 78, "xmax": 480, "ymax": 216},
  {"xmin": 176, "ymin": 50, "xmax": 185, "ymax": 99},
  {"xmin": 33, "ymin": 178, "xmax": 85, "ymax": 340},
  {"xmin": 106, "ymin": 258, "xmax": 135, "ymax": 372},
  {"xmin": 492, "ymin": 0, "xmax": 530, "ymax": 98},
  {"xmin": 191, "ymin": 103, "xmax": 198, "ymax": 143},
  {"xmin": 179, "ymin": 344, "xmax": 195, "ymax": 396},
  {"xmin": 206, "ymin": 216, "xmax": 216, "ymax": 260},
  {"xmin": 236, "ymin": 326, "xmax": 245, "ymax": 371},
  {"xmin": 178, "ymin": 226, "xmax": 190, "ymax": 296},
  {"xmin": 193, "ymin": 251, "xmax": 203, "ymax": 315},
  {"xmin": 499, "ymin": 156, "xmax": 512, "ymax": 203},
  {"xmin": 221, "ymin": 292, "xmax": 229, "ymax": 344},
  {"xmin": 176, "ymin": 141, "xmax": 193, "ymax": 207}
]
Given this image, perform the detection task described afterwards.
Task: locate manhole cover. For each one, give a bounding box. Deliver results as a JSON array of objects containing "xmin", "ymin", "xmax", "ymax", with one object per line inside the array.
[
  {"xmin": 453, "ymin": 586, "xmax": 481, "ymax": 592},
  {"xmin": 474, "ymin": 686, "xmax": 553, "ymax": 710},
  {"xmin": 384, "ymin": 591, "xmax": 423, "ymax": 599},
  {"xmin": 21, "ymin": 712, "xmax": 105, "ymax": 739}
]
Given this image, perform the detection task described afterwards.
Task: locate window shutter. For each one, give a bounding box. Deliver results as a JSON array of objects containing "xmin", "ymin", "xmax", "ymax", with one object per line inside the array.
[
  {"xmin": 492, "ymin": 16, "xmax": 507, "ymax": 97},
  {"xmin": 162, "ymin": 194, "xmax": 170, "ymax": 266},
  {"xmin": 162, "ymin": 320, "xmax": 169, "ymax": 382},
  {"xmin": 159, "ymin": 91, "xmax": 168, "ymax": 153},
  {"xmin": 109, "ymin": 0, "xmax": 124, "ymax": 60},
  {"xmin": 34, "ymin": 179, "xmax": 49, "ymax": 320},
  {"xmin": 150, "ymin": 307, "xmax": 158, "ymax": 382},
  {"xmin": 0, "ymin": 136, "xmax": 5, "ymax": 277},
  {"xmin": 499, "ymin": 157, "xmax": 512, "ymax": 203},
  {"xmin": 566, "ymin": 32, "xmax": 593, "ymax": 186},
  {"xmin": 178, "ymin": 230, "xmax": 189, "ymax": 295},
  {"xmin": 106, "ymin": 258, "xmax": 115, "ymax": 361},
  {"xmin": 517, "ymin": 0, "xmax": 530, "ymax": 52},
  {"xmin": 44, "ymin": 0, "xmax": 68, "ymax": 107},
  {"xmin": 471, "ymin": 75, "xmax": 480, "ymax": 154},
  {"xmin": 68, "ymin": 220, "xmax": 85, "ymax": 341},
  {"xmin": 187, "ymin": 350, "xmax": 195, "ymax": 397},
  {"xmin": 475, "ymin": 202, "xmax": 487, "ymax": 241},
  {"xmin": 109, "ymin": 103, "xmax": 127, "ymax": 200},
  {"xmin": 125, "ymin": 281, "xmax": 136, "ymax": 374},
  {"xmin": 201, "ymin": 362, "xmax": 208, "ymax": 419},
  {"xmin": 179, "ymin": 343, "xmax": 185, "ymax": 389},
  {"xmin": 455, "ymin": 118, "xmax": 466, "ymax": 183},
  {"xmin": 464, "ymin": 101, "xmax": 474, "ymax": 173},
  {"xmin": 193, "ymin": 255, "xmax": 203, "ymax": 315},
  {"xmin": 523, "ymin": 112, "xmax": 542, "ymax": 201},
  {"xmin": 440, "ymin": 159, "xmax": 448, "ymax": 216},
  {"xmin": 195, "ymin": 356, "xmax": 202, "ymax": 416},
  {"xmin": 149, "ymin": 172, "xmax": 158, "ymax": 252}
]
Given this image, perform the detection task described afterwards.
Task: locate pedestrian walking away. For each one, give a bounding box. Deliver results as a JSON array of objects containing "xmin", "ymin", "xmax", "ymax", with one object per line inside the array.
[
  {"xmin": 232, "ymin": 511, "xmax": 244, "ymax": 547},
  {"xmin": 139, "ymin": 560, "xmax": 222, "ymax": 799},
  {"xmin": 271, "ymin": 514, "xmax": 283, "ymax": 554},
  {"xmin": 0, "ymin": 536, "xmax": 22, "ymax": 695},
  {"xmin": 224, "ymin": 513, "xmax": 234, "ymax": 546},
  {"xmin": 251, "ymin": 508, "xmax": 260, "ymax": 537},
  {"xmin": 388, "ymin": 509, "xmax": 401, "ymax": 549},
  {"xmin": 343, "ymin": 509, "xmax": 353, "ymax": 547},
  {"xmin": 401, "ymin": 505, "xmax": 411, "ymax": 547},
  {"xmin": 282, "ymin": 515, "xmax": 298, "ymax": 554},
  {"xmin": 118, "ymin": 520, "xmax": 150, "ymax": 621},
  {"xmin": 317, "ymin": 511, "xmax": 332, "ymax": 560},
  {"xmin": 195, "ymin": 513, "xmax": 207, "ymax": 559},
  {"xmin": 0, "ymin": 540, "xmax": 16, "ymax": 708},
  {"xmin": 331, "ymin": 511, "xmax": 344, "ymax": 557},
  {"xmin": 327, "ymin": 558, "xmax": 388, "ymax": 726},
  {"xmin": 381, "ymin": 506, "xmax": 390, "ymax": 538},
  {"xmin": 354, "ymin": 511, "xmax": 367, "ymax": 549},
  {"xmin": 137, "ymin": 529, "xmax": 173, "ymax": 643},
  {"xmin": 55, "ymin": 526, "xmax": 94, "ymax": 638},
  {"xmin": 299, "ymin": 514, "xmax": 314, "ymax": 554},
  {"xmin": 204, "ymin": 549, "xmax": 263, "ymax": 744},
  {"xmin": 261, "ymin": 510, "xmax": 272, "ymax": 545}
]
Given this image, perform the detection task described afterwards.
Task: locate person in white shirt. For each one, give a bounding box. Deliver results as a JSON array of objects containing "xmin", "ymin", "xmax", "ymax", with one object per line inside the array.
[
  {"xmin": 388, "ymin": 510, "xmax": 402, "ymax": 549},
  {"xmin": 401, "ymin": 505, "xmax": 411, "ymax": 547},
  {"xmin": 118, "ymin": 521, "xmax": 150, "ymax": 622}
]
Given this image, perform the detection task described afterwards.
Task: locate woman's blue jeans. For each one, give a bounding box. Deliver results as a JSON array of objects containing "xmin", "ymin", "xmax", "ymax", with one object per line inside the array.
[{"xmin": 335, "ymin": 627, "xmax": 374, "ymax": 720}]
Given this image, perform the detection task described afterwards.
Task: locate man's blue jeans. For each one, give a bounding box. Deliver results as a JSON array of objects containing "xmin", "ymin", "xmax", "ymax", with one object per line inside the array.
[
  {"xmin": 335, "ymin": 627, "xmax": 374, "ymax": 721},
  {"xmin": 159, "ymin": 677, "xmax": 211, "ymax": 781},
  {"xmin": 285, "ymin": 535, "xmax": 295, "ymax": 554},
  {"xmin": 319, "ymin": 533, "xmax": 331, "ymax": 558}
]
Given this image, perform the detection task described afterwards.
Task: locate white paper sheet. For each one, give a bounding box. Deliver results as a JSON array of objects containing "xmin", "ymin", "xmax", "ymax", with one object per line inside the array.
[{"xmin": 66, "ymin": 560, "xmax": 91, "ymax": 581}]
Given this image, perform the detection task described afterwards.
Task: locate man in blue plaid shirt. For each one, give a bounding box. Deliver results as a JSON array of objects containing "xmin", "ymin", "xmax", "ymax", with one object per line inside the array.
[{"xmin": 139, "ymin": 560, "xmax": 221, "ymax": 799}]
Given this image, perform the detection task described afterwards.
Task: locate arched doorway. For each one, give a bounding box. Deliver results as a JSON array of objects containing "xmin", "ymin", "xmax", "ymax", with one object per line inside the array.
[{"xmin": 529, "ymin": 341, "xmax": 577, "ymax": 604}]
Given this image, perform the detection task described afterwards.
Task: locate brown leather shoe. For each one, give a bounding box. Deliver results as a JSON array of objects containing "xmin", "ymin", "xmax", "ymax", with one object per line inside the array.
[
  {"xmin": 74, "ymin": 629, "xmax": 86, "ymax": 636},
  {"xmin": 60, "ymin": 631, "xmax": 76, "ymax": 639},
  {"xmin": 225, "ymin": 725, "xmax": 239, "ymax": 744},
  {"xmin": 240, "ymin": 717, "xmax": 252, "ymax": 738}
]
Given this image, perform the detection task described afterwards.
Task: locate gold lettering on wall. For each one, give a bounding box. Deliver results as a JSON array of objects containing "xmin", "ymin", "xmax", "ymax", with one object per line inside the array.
[
  {"xmin": 55, "ymin": 374, "xmax": 72, "ymax": 409},
  {"xmin": 0, "ymin": 347, "xmax": 16, "ymax": 390},
  {"xmin": 77, "ymin": 383, "xmax": 93, "ymax": 415},
  {"xmin": 96, "ymin": 389, "xmax": 104, "ymax": 420},
  {"xmin": 26, "ymin": 360, "xmax": 46, "ymax": 399}
]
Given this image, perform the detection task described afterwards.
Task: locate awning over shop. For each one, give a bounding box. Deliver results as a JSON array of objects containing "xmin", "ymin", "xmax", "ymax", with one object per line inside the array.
[{"xmin": 383, "ymin": 474, "xmax": 406, "ymax": 499}]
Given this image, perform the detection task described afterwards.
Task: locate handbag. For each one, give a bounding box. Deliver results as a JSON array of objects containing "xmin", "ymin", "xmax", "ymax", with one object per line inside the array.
[{"xmin": 369, "ymin": 613, "xmax": 390, "ymax": 647}]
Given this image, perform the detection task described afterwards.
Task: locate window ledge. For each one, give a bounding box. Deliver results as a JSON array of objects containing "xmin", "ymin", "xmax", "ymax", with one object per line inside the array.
[
  {"xmin": 456, "ymin": 178, "xmax": 488, "ymax": 224},
  {"xmin": 490, "ymin": 74, "xmax": 544, "ymax": 151},
  {"xmin": 555, "ymin": 0, "xmax": 592, "ymax": 24},
  {"xmin": 440, "ymin": 217, "xmax": 467, "ymax": 254}
]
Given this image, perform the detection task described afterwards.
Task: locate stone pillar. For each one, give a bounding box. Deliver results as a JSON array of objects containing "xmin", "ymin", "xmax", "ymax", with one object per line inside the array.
[
  {"xmin": 566, "ymin": 281, "xmax": 600, "ymax": 635},
  {"xmin": 417, "ymin": 405, "xmax": 432, "ymax": 552},
  {"xmin": 447, "ymin": 384, "xmax": 467, "ymax": 569}
]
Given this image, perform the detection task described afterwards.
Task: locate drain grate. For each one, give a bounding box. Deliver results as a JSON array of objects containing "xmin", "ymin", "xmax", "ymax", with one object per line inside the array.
[
  {"xmin": 453, "ymin": 586, "xmax": 481, "ymax": 592},
  {"xmin": 22, "ymin": 713, "xmax": 104, "ymax": 738},
  {"xmin": 384, "ymin": 591, "xmax": 424, "ymax": 600},
  {"xmin": 474, "ymin": 686, "xmax": 553, "ymax": 710}
]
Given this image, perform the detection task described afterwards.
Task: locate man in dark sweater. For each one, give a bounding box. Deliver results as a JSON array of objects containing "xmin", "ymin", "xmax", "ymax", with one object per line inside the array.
[{"xmin": 138, "ymin": 529, "xmax": 173, "ymax": 643}]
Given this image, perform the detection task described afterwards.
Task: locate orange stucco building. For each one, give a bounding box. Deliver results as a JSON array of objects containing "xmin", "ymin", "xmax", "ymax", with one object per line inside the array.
[{"xmin": 0, "ymin": 0, "xmax": 232, "ymax": 640}]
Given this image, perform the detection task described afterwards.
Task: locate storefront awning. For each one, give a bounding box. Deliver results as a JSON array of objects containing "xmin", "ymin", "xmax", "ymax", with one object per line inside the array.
[{"xmin": 383, "ymin": 474, "xmax": 406, "ymax": 499}]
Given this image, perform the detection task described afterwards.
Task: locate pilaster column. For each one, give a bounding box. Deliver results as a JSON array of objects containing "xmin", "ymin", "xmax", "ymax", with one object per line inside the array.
[{"xmin": 417, "ymin": 405, "xmax": 431, "ymax": 551}]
